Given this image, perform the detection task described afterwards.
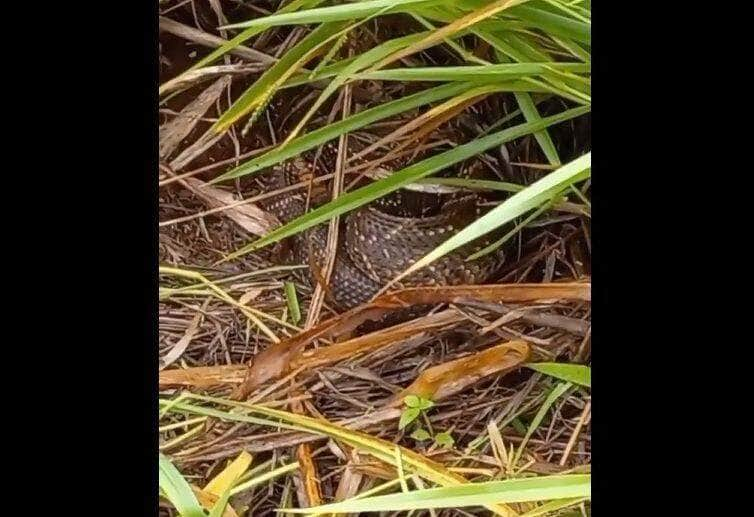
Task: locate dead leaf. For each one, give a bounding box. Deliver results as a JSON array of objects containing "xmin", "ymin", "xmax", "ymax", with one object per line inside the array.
[
  {"xmin": 159, "ymin": 76, "xmax": 230, "ymax": 160},
  {"xmin": 160, "ymin": 364, "xmax": 247, "ymax": 389},
  {"xmin": 392, "ymin": 340, "xmax": 530, "ymax": 403},
  {"xmin": 230, "ymin": 282, "xmax": 589, "ymax": 400},
  {"xmin": 185, "ymin": 177, "xmax": 279, "ymax": 236},
  {"xmin": 160, "ymin": 311, "xmax": 203, "ymax": 370}
]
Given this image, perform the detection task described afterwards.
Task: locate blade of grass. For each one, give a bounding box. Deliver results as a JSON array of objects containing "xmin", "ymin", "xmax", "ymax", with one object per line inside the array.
[
  {"xmin": 368, "ymin": 0, "xmax": 533, "ymax": 71},
  {"xmin": 391, "ymin": 152, "xmax": 590, "ymax": 284},
  {"xmin": 284, "ymin": 282, "xmax": 301, "ymax": 325},
  {"xmin": 204, "ymin": 451, "xmax": 253, "ymax": 497},
  {"xmin": 507, "ymin": 4, "xmax": 590, "ymax": 44},
  {"xmin": 283, "ymin": 31, "xmax": 430, "ymax": 143},
  {"xmin": 213, "ymin": 21, "xmax": 351, "ymax": 133},
  {"xmin": 172, "ymin": 393, "xmax": 519, "ymax": 516},
  {"xmin": 207, "ymin": 487, "xmax": 233, "ymax": 517},
  {"xmin": 512, "ymin": 382, "xmax": 573, "ymax": 468},
  {"xmin": 210, "ymin": 81, "xmax": 470, "ymax": 183},
  {"xmin": 220, "ymin": 0, "xmax": 437, "ymax": 30},
  {"xmin": 159, "ymin": 453, "xmax": 206, "ymax": 517},
  {"xmin": 353, "ymin": 63, "xmax": 588, "ymax": 82},
  {"xmin": 524, "ymin": 363, "xmax": 590, "ymax": 387},
  {"xmin": 515, "ymin": 92, "xmax": 560, "ymax": 165},
  {"xmin": 231, "ymin": 461, "xmax": 301, "ymax": 496},
  {"xmin": 284, "ymin": 475, "xmax": 590, "ymax": 513},
  {"xmin": 223, "ymin": 106, "xmax": 589, "ymax": 261}
]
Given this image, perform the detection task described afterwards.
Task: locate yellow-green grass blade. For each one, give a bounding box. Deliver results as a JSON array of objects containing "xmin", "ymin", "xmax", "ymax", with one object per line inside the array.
[
  {"xmin": 283, "ymin": 31, "xmax": 430, "ymax": 143},
  {"xmin": 207, "ymin": 487, "xmax": 233, "ymax": 517},
  {"xmin": 210, "ymin": 81, "xmax": 471, "ymax": 183},
  {"xmin": 168, "ymin": 393, "xmax": 519, "ymax": 516},
  {"xmin": 159, "ymin": 453, "xmax": 205, "ymax": 517},
  {"xmin": 525, "ymin": 363, "xmax": 590, "ymax": 387},
  {"xmin": 513, "ymin": 381, "xmax": 573, "ymax": 467},
  {"xmin": 284, "ymin": 475, "xmax": 590, "ymax": 513},
  {"xmin": 504, "ymin": 4, "xmax": 590, "ymax": 44},
  {"xmin": 213, "ymin": 21, "xmax": 351, "ymax": 133},
  {"xmin": 220, "ymin": 0, "xmax": 438, "ymax": 30},
  {"xmin": 223, "ymin": 105, "xmax": 590, "ymax": 261},
  {"xmin": 393, "ymin": 152, "xmax": 590, "ymax": 283},
  {"xmin": 352, "ymin": 63, "xmax": 588, "ymax": 82}
]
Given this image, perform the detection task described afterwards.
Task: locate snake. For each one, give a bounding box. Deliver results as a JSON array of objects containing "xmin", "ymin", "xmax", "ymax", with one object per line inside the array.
[{"xmin": 257, "ymin": 141, "xmax": 506, "ymax": 311}]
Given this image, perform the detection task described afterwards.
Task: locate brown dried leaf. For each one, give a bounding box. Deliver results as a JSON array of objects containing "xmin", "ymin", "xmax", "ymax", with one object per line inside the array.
[
  {"xmin": 230, "ymin": 282, "xmax": 588, "ymax": 399},
  {"xmin": 159, "ymin": 364, "xmax": 247, "ymax": 389},
  {"xmin": 159, "ymin": 76, "xmax": 230, "ymax": 160},
  {"xmin": 393, "ymin": 340, "xmax": 530, "ymax": 403},
  {"xmin": 160, "ymin": 311, "xmax": 203, "ymax": 370},
  {"xmin": 185, "ymin": 177, "xmax": 279, "ymax": 236}
]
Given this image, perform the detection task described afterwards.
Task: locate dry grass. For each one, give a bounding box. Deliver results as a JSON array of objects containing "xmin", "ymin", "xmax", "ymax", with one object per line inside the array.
[{"xmin": 158, "ymin": 1, "xmax": 590, "ymax": 515}]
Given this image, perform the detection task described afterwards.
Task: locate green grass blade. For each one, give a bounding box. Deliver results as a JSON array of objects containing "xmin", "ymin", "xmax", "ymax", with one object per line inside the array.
[
  {"xmin": 283, "ymin": 31, "xmax": 430, "ymax": 142},
  {"xmin": 513, "ymin": 381, "xmax": 573, "ymax": 467},
  {"xmin": 210, "ymin": 81, "xmax": 471, "ymax": 183},
  {"xmin": 224, "ymin": 105, "xmax": 590, "ymax": 260},
  {"xmin": 515, "ymin": 92, "xmax": 560, "ymax": 165},
  {"xmin": 525, "ymin": 363, "xmax": 590, "ymax": 387},
  {"xmin": 284, "ymin": 474, "xmax": 590, "ymax": 513},
  {"xmin": 395, "ymin": 152, "xmax": 590, "ymax": 282},
  {"xmin": 284, "ymin": 281, "xmax": 301, "ymax": 325},
  {"xmin": 158, "ymin": 453, "xmax": 205, "ymax": 517},
  {"xmin": 220, "ymin": 0, "xmax": 436, "ymax": 29},
  {"xmin": 506, "ymin": 4, "xmax": 590, "ymax": 44},
  {"xmin": 213, "ymin": 21, "xmax": 350, "ymax": 133},
  {"xmin": 353, "ymin": 63, "xmax": 588, "ymax": 82}
]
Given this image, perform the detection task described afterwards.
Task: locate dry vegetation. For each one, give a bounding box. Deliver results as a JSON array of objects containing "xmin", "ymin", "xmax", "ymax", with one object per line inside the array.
[{"xmin": 158, "ymin": 1, "xmax": 591, "ymax": 515}]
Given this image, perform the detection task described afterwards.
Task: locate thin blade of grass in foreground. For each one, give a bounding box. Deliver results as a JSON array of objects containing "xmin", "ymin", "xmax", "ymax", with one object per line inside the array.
[
  {"xmin": 220, "ymin": 0, "xmax": 436, "ymax": 30},
  {"xmin": 222, "ymin": 106, "xmax": 589, "ymax": 261},
  {"xmin": 525, "ymin": 363, "xmax": 590, "ymax": 387},
  {"xmin": 210, "ymin": 82, "xmax": 469, "ymax": 183},
  {"xmin": 166, "ymin": 393, "xmax": 518, "ymax": 517},
  {"xmin": 353, "ymin": 63, "xmax": 588, "ymax": 82},
  {"xmin": 159, "ymin": 453, "xmax": 205, "ymax": 517},
  {"xmin": 283, "ymin": 31, "xmax": 429, "ymax": 143},
  {"xmin": 391, "ymin": 152, "xmax": 590, "ymax": 285},
  {"xmin": 284, "ymin": 282, "xmax": 301, "ymax": 325},
  {"xmin": 283, "ymin": 475, "xmax": 590, "ymax": 513},
  {"xmin": 213, "ymin": 21, "xmax": 350, "ymax": 133},
  {"xmin": 367, "ymin": 0, "xmax": 532, "ymax": 72},
  {"xmin": 512, "ymin": 382, "xmax": 573, "ymax": 468}
]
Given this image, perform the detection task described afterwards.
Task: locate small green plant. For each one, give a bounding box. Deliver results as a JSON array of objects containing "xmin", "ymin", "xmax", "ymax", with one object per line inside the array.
[
  {"xmin": 433, "ymin": 431, "xmax": 455, "ymax": 449},
  {"xmin": 399, "ymin": 395, "xmax": 455, "ymax": 449},
  {"xmin": 398, "ymin": 395, "xmax": 434, "ymax": 430}
]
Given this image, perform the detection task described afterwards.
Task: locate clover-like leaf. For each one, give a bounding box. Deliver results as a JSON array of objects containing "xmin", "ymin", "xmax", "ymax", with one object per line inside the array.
[
  {"xmin": 434, "ymin": 431, "xmax": 455, "ymax": 449},
  {"xmin": 416, "ymin": 396, "xmax": 435, "ymax": 410},
  {"xmin": 404, "ymin": 395, "xmax": 421, "ymax": 408},
  {"xmin": 398, "ymin": 407, "xmax": 421, "ymax": 430},
  {"xmin": 410, "ymin": 428, "xmax": 431, "ymax": 441}
]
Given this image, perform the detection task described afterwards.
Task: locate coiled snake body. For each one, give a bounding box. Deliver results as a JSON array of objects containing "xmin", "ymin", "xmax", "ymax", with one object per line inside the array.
[{"xmin": 259, "ymin": 144, "xmax": 506, "ymax": 310}]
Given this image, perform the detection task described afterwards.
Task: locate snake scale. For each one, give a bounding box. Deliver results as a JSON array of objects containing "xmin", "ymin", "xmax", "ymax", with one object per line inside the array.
[{"xmin": 258, "ymin": 141, "xmax": 506, "ymax": 310}]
